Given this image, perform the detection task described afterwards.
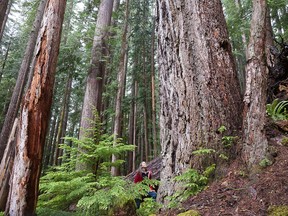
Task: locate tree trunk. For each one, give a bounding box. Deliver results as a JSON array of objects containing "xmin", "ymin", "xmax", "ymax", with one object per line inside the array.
[
  {"xmin": 242, "ymin": 0, "xmax": 268, "ymax": 167},
  {"xmin": 0, "ymin": 0, "xmax": 10, "ymax": 43},
  {"xmin": 6, "ymin": 0, "xmax": 66, "ymax": 215},
  {"xmin": 127, "ymin": 77, "xmax": 136, "ymax": 173},
  {"xmin": 150, "ymin": 16, "xmax": 158, "ymax": 158},
  {"xmin": 0, "ymin": 0, "xmax": 47, "ymax": 162},
  {"xmin": 0, "ymin": 41, "xmax": 10, "ymax": 85},
  {"xmin": 157, "ymin": 0, "xmax": 242, "ymax": 203},
  {"xmin": 0, "ymin": 118, "xmax": 17, "ymax": 211},
  {"xmin": 234, "ymin": 0, "xmax": 247, "ymax": 93},
  {"xmin": 111, "ymin": 0, "xmax": 130, "ymax": 176},
  {"xmin": 143, "ymin": 105, "xmax": 149, "ymax": 162},
  {"xmin": 76, "ymin": 0, "xmax": 114, "ymax": 171},
  {"xmin": 54, "ymin": 74, "xmax": 72, "ymax": 166},
  {"xmin": 265, "ymin": 7, "xmax": 274, "ymax": 68},
  {"xmin": 142, "ymin": 43, "xmax": 149, "ymax": 162},
  {"xmin": 132, "ymin": 81, "xmax": 138, "ymax": 171},
  {"xmin": 50, "ymin": 114, "xmax": 60, "ymax": 166}
]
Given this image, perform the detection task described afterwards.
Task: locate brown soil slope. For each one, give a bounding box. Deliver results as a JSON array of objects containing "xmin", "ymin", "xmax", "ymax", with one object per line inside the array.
[{"xmin": 161, "ymin": 135, "xmax": 288, "ymax": 216}]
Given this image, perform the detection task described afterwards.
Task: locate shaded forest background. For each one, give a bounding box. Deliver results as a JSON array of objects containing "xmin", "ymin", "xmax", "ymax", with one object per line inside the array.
[{"xmin": 0, "ymin": 0, "xmax": 288, "ymax": 215}]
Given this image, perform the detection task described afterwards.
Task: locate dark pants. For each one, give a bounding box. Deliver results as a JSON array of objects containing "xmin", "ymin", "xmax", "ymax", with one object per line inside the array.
[{"xmin": 135, "ymin": 191, "xmax": 157, "ymax": 208}]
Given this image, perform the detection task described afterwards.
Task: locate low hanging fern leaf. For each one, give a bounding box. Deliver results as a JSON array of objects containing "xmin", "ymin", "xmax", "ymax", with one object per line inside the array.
[{"xmin": 267, "ymin": 99, "xmax": 288, "ymax": 120}]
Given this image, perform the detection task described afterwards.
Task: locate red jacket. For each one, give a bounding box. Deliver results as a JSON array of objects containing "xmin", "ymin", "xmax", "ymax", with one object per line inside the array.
[{"xmin": 134, "ymin": 170, "xmax": 154, "ymax": 190}]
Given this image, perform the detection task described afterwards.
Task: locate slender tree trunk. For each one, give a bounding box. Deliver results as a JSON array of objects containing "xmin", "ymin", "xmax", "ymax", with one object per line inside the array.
[
  {"xmin": 157, "ymin": 0, "xmax": 242, "ymax": 203},
  {"xmin": 0, "ymin": 41, "xmax": 10, "ymax": 85},
  {"xmin": 265, "ymin": 7, "xmax": 274, "ymax": 68},
  {"xmin": 50, "ymin": 114, "xmax": 59, "ymax": 166},
  {"xmin": 0, "ymin": 0, "xmax": 10, "ymax": 43},
  {"xmin": 76, "ymin": 0, "xmax": 114, "ymax": 171},
  {"xmin": 234, "ymin": 0, "xmax": 247, "ymax": 93},
  {"xmin": 0, "ymin": 118, "xmax": 17, "ymax": 211},
  {"xmin": 142, "ymin": 44, "xmax": 149, "ymax": 162},
  {"xmin": 242, "ymin": 0, "xmax": 268, "ymax": 167},
  {"xmin": 143, "ymin": 105, "xmax": 149, "ymax": 162},
  {"xmin": 0, "ymin": 0, "xmax": 47, "ymax": 162},
  {"xmin": 6, "ymin": 1, "xmax": 66, "ymax": 214},
  {"xmin": 111, "ymin": 0, "xmax": 130, "ymax": 176},
  {"xmin": 54, "ymin": 75, "xmax": 72, "ymax": 166},
  {"xmin": 132, "ymin": 81, "xmax": 138, "ymax": 171},
  {"xmin": 43, "ymin": 115, "xmax": 56, "ymax": 170},
  {"xmin": 127, "ymin": 78, "xmax": 135, "ymax": 173}
]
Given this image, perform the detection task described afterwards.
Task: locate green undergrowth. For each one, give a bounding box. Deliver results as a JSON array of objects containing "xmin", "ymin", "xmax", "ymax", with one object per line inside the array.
[
  {"xmin": 37, "ymin": 115, "xmax": 160, "ymax": 216},
  {"xmin": 166, "ymin": 164, "xmax": 216, "ymax": 209},
  {"xmin": 267, "ymin": 99, "xmax": 288, "ymax": 120}
]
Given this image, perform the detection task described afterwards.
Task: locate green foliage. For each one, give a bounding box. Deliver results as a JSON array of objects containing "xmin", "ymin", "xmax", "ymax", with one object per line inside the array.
[
  {"xmin": 192, "ymin": 148, "xmax": 216, "ymax": 155},
  {"xmin": 268, "ymin": 205, "xmax": 288, "ymax": 216},
  {"xmin": 166, "ymin": 164, "xmax": 216, "ymax": 208},
  {"xmin": 38, "ymin": 115, "xmax": 141, "ymax": 215},
  {"xmin": 281, "ymin": 137, "xmax": 288, "ymax": 146},
  {"xmin": 237, "ymin": 170, "xmax": 247, "ymax": 178},
  {"xmin": 222, "ymin": 136, "xmax": 239, "ymax": 148},
  {"xmin": 259, "ymin": 157, "xmax": 273, "ymax": 168},
  {"xmin": 218, "ymin": 125, "xmax": 227, "ymax": 134},
  {"xmin": 39, "ymin": 169, "xmax": 153, "ymax": 216},
  {"xmin": 137, "ymin": 197, "xmax": 162, "ymax": 216},
  {"xmin": 62, "ymin": 133, "xmax": 134, "ymax": 173},
  {"xmin": 77, "ymin": 176, "xmax": 133, "ymax": 215},
  {"xmin": 0, "ymin": 212, "xmax": 4, "ymax": 216},
  {"xmin": 38, "ymin": 170, "xmax": 94, "ymax": 210},
  {"xmin": 37, "ymin": 207, "xmax": 78, "ymax": 216},
  {"xmin": 219, "ymin": 153, "xmax": 229, "ymax": 161},
  {"xmin": 177, "ymin": 210, "xmax": 200, "ymax": 216},
  {"xmin": 266, "ymin": 99, "xmax": 288, "ymax": 120}
]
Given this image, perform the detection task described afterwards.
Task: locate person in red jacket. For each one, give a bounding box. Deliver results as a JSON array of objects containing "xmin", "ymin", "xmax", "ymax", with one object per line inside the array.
[{"xmin": 134, "ymin": 161, "xmax": 157, "ymax": 208}]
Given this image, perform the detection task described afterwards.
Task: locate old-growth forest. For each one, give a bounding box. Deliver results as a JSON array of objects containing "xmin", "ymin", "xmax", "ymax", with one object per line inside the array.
[{"xmin": 0, "ymin": 0, "xmax": 288, "ymax": 215}]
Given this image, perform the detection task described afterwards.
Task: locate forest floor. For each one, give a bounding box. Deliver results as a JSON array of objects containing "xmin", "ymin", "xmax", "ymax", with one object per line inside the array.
[{"xmin": 159, "ymin": 127, "xmax": 288, "ymax": 216}]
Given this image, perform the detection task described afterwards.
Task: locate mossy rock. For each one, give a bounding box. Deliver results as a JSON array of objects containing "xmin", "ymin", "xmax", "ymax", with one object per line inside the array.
[
  {"xmin": 268, "ymin": 205, "xmax": 288, "ymax": 216},
  {"xmin": 281, "ymin": 137, "xmax": 288, "ymax": 146},
  {"xmin": 177, "ymin": 210, "xmax": 200, "ymax": 216}
]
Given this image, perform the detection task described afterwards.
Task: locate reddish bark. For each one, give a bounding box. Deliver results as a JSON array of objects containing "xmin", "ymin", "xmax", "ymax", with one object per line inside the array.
[{"xmin": 6, "ymin": 0, "xmax": 66, "ymax": 215}]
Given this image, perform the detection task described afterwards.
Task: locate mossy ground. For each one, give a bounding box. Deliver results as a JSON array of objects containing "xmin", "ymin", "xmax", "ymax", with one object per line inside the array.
[{"xmin": 268, "ymin": 205, "xmax": 288, "ymax": 216}]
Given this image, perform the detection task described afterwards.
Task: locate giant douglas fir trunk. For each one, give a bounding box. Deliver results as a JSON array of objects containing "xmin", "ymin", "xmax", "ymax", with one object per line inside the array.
[{"xmin": 157, "ymin": 0, "xmax": 242, "ymax": 202}]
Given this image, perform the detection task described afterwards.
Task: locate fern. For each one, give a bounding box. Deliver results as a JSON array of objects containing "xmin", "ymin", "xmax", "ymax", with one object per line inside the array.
[
  {"xmin": 166, "ymin": 164, "xmax": 215, "ymax": 208},
  {"xmin": 267, "ymin": 99, "xmax": 288, "ymax": 120},
  {"xmin": 192, "ymin": 148, "xmax": 216, "ymax": 155}
]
